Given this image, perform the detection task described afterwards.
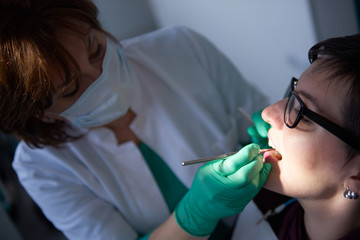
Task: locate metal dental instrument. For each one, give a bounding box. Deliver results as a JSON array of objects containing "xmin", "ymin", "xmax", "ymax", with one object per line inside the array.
[
  {"xmin": 237, "ymin": 107, "xmax": 254, "ymax": 125},
  {"xmin": 181, "ymin": 148, "xmax": 273, "ymax": 166},
  {"xmin": 182, "ymin": 108, "xmax": 271, "ymax": 166}
]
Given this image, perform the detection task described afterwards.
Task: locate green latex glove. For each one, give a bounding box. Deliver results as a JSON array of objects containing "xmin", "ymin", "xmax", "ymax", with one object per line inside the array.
[
  {"xmin": 175, "ymin": 144, "xmax": 272, "ymax": 237},
  {"xmin": 247, "ymin": 110, "xmax": 271, "ymax": 149}
]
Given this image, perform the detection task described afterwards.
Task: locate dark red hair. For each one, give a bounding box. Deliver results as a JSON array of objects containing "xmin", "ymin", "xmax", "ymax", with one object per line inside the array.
[{"xmin": 0, "ymin": 0, "xmax": 107, "ymax": 147}]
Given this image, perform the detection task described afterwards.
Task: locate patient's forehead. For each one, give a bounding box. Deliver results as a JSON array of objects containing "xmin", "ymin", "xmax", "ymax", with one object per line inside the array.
[{"xmin": 298, "ymin": 60, "xmax": 349, "ymax": 123}]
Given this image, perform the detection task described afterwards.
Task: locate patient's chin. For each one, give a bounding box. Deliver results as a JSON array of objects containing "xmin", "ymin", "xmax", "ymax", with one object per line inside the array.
[{"xmin": 263, "ymin": 170, "xmax": 282, "ymax": 193}]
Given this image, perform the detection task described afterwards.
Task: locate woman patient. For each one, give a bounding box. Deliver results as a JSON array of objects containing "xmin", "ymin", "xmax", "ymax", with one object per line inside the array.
[{"xmin": 243, "ymin": 33, "xmax": 360, "ymax": 240}]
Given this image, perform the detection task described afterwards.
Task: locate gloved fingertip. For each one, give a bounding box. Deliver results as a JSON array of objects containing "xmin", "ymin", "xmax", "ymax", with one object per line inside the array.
[
  {"xmin": 252, "ymin": 109, "xmax": 263, "ymax": 119},
  {"xmin": 258, "ymin": 124, "xmax": 271, "ymax": 138},
  {"xmin": 248, "ymin": 143, "xmax": 260, "ymax": 157},
  {"xmin": 250, "ymin": 142, "xmax": 260, "ymax": 149},
  {"xmin": 247, "ymin": 126, "xmax": 255, "ymax": 135},
  {"xmin": 212, "ymin": 158, "xmax": 227, "ymax": 175}
]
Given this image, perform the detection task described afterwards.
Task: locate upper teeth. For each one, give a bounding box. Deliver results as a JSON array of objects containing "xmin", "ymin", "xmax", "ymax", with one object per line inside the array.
[{"xmin": 268, "ymin": 139, "xmax": 275, "ymax": 149}]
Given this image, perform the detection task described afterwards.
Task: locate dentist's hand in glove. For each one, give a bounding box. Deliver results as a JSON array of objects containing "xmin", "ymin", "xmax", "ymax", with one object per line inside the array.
[
  {"xmin": 174, "ymin": 144, "xmax": 272, "ymax": 237},
  {"xmin": 247, "ymin": 110, "xmax": 271, "ymax": 149}
]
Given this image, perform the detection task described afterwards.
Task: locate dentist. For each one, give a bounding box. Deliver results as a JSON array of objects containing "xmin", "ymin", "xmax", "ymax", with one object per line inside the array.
[{"xmin": 0, "ymin": 0, "xmax": 270, "ymax": 239}]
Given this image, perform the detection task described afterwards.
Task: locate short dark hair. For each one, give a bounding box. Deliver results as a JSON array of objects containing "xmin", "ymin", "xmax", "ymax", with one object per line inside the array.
[
  {"xmin": 0, "ymin": 0, "xmax": 105, "ymax": 147},
  {"xmin": 308, "ymin": 34, "xmax": 360, "ymax": 157}
]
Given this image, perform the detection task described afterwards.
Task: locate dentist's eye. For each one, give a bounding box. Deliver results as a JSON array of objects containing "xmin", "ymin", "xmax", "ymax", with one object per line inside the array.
[
  {"xmin": 90, "ymin": 43, "xmax": 102, "ymax": 60},
  {"xmin": 60, "ymin": 81, "xmax": 79, "ymax": 98},
  {"xmin": 62, "ymin": 88, "xmax": 78, "ymax": 98}
]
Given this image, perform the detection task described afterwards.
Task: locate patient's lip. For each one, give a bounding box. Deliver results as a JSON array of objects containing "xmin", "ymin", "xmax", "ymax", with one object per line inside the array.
[
  {"xmin": 271, "ymin": 151, "xmax": 282, "ymax": 160},
  {"xmin": 261, "ymin": 148, "xmax": 282, "ymax": 159},
  {"xmin": 267, "ymin": 138, "xmax": 282, "ymax": 160}
]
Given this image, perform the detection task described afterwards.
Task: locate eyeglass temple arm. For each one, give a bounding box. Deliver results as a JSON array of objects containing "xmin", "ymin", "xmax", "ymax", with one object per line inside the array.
[{"xmin": 303, "ymin": 108, "xmax": 360, "ymax": 151}]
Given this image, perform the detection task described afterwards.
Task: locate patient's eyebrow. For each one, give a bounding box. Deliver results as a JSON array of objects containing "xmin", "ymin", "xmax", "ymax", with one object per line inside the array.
[{"xmin": 296, "ymin": 90, "xmax": 324, "ymax": 113}]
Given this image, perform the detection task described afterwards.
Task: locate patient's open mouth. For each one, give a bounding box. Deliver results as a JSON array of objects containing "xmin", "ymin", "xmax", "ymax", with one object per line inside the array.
[
  {"xmin": 271, "ymin": 151, "xmax": 282, "ymax": 160},
  {"xmin": 267, "ymin": 140, "xmax": 283, "ymax": 160}
]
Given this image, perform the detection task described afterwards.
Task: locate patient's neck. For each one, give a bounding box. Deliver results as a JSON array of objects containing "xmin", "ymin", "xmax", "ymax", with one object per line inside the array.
[{"xmin": 301, "ymin": 197, "xmax": 360, "ymax": 240}]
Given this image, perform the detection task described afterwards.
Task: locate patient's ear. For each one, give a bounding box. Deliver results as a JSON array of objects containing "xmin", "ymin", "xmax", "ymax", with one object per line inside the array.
[{"xmin": 344, "ymin": 154, "xmax": 360, "ymax": 195}]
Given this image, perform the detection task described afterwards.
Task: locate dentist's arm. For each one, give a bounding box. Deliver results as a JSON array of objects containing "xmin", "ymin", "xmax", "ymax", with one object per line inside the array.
[
  {"xmin": 147, "ymin": 144, "xmax": 271, "ymax": 239},
  {"xmin": 147, "ymin": 212, "xmax": 207, "ymax": 240}
]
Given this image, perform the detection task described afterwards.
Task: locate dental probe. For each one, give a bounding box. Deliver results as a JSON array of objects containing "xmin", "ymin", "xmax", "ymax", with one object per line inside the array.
[
  {"xmin": 237, "ymin": 107, "xmax": 254, "ymax": 125},
  {"xmin": 181, "ymin": 148, "xmax": 273, "ymax": 166}
]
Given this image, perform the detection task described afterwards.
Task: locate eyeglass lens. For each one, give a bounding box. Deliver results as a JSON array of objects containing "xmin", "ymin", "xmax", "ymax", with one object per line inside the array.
[{"xmin": 284, "ymin": 93, "xmax": 301, "ymax": 128}]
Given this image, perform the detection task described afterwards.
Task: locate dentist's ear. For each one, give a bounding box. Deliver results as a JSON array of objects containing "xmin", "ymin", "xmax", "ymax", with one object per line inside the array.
[{"xmin": 344, "ymin": 154, "xmax": 360, "ymax": 198}]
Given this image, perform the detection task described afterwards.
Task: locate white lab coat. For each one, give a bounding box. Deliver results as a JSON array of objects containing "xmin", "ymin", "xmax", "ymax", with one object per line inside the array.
[{"xmin": 13, "ymin": 26, "xmax": 268, "ymax": 240}]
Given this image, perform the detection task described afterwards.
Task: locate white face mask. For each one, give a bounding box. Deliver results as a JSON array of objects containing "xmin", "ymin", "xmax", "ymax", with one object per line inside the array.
[{"xmin": 60, "ymin": 38, "xmax": 134, "ymax": 128}]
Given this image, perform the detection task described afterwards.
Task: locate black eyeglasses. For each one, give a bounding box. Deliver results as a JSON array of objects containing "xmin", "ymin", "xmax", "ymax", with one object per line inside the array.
[{"xmin": 284, "ymin": 77, "xmax": 360, "ymax": 151}]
